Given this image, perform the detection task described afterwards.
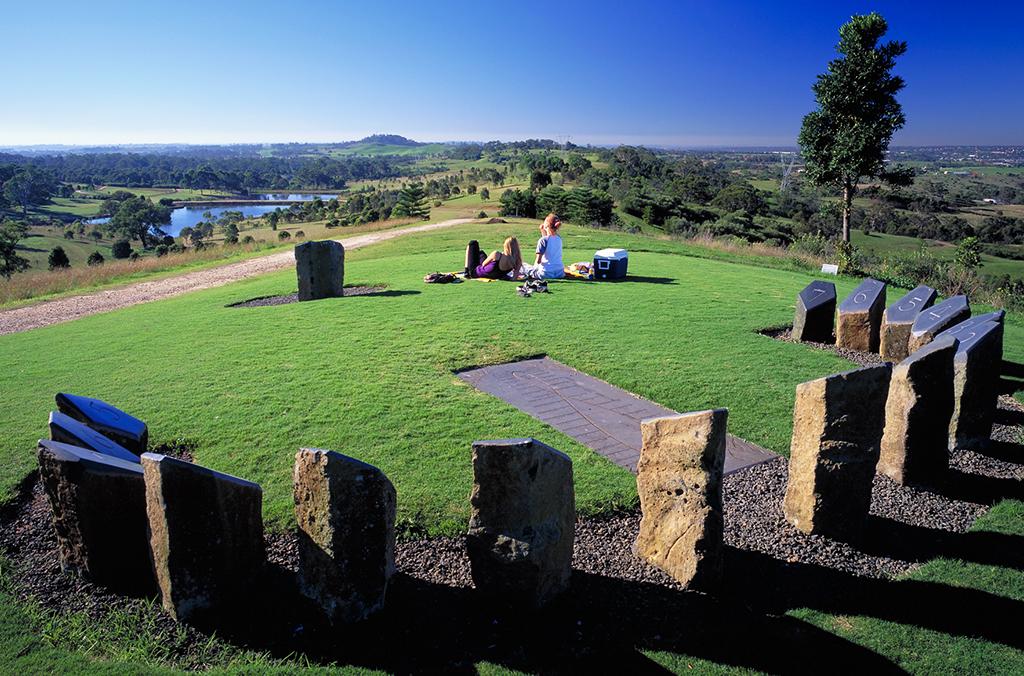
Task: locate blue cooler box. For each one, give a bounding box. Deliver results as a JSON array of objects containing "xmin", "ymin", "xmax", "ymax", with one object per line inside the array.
[{"xmin": 593, "ymin": 248, "xmax": 628, "ymax": 280}]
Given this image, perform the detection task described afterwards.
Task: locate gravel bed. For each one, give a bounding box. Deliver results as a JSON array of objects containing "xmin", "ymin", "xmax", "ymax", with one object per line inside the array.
[
  {"xmin": 759, "ymin": 326, "xmax": 884, "ymax": 367},
  {"xmin": 227, "ymin": 286, "xmax": 387, "ymax": 308}
]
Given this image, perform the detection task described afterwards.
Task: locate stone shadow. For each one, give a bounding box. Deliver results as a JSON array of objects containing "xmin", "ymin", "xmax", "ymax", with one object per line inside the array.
[
  {"xmin": 941, "ymin": 467, "xmax": 1024, "ymax": 504},
  {"xmin": 1000, "ymin": 360, "xmax": 1024, "ymax": 395},
  {"xmin": 861, "ymin": 515, "xmax": 1024, "ymax": 571},
  {"xmin": 203, "ymin": 557, "xmax": 905, "ymax": 674}
]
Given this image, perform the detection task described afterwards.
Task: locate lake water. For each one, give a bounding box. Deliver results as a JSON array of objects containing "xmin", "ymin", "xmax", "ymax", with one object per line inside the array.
[
  {"xmin": 89, "ymin": 204, "xmax": 287, "ymax": 237},
  {"xmin": 86, "ymin": 193, "xmax": 338, "ymax": 237}
]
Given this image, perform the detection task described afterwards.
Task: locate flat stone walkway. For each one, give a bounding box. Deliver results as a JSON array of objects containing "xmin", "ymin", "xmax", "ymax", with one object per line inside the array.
[{"xmin": 458, "ymin": 357, "xmax": 775, "ymax": 473}]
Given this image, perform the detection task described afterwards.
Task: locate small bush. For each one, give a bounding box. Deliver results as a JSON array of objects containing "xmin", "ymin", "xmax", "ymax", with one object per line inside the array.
[
  {"xmin": 155, "ymin": 245, "xmax": 169, "ymax": 257},
  {"xmin": 129, "ymin": 251, "xmax": 140, "ymax": 261},
  {"xmin": 433, "ymin": 200, "xmax": 442, "ymax": 207},
  {"xmin": 162, "ymin": 235, "xmax": 175, "ymax": 247},
  {"xmin": 111, "ymin": 239, "xmax": 133, "ymax": 259},
  {"xmin": 88, "ymin": 230, "xmax": 103, "ymax": 241},
  {"xmin": 477, "ymin": 211, "xmax": 487, "ymax": 218},
  {"xmin": 63, "ymin": 230, "xmax": 75, "ymax": 240},
  {"xmin": 87, "ymin": 251, "xmax": 105, "ymax": 266},
  {"xmin": 169, "ymin": 243, "xmax": 185, "ymax": 254},
  {"xmin": 278, "ymin": 231, "xmax": 291, "ymax": 241},
  {"xmin": 294, "ymin": 230, "xmax": 305, "ymax": 239},
  {"xmin": 241, "ymin": 235, "xmax": 255, "ymax": 244},
  {"xmin": 48, "ymin": 246, "xmax": 71, "ymax": 270}
]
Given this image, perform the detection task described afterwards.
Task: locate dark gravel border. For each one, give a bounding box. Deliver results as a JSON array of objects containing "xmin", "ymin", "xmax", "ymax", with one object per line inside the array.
[{"xmin": 227, "ymin": 286, "xmax": 388, "ymax": 308}]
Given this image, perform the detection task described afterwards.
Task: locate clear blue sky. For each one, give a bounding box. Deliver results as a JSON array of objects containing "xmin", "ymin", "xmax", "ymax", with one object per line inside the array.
[{"xmin": 3, "ymin": 0, "xmax": 1021, "ymax": 147}]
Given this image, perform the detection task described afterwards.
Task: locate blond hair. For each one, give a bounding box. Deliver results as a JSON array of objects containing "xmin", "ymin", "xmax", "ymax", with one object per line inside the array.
[{"xmin": 503, "ymin": 236, "xmax": 523, "ymax": 274}]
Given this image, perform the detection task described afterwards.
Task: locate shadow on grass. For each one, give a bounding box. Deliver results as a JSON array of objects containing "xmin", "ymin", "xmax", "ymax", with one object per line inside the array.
[
  {"xmin": 862, "ymin": 515, "xmax": 1024, "ymax": 571},
  {"xmin": 202, "ymin": 558, "xmax": 907, "ymax": 674},
  {"xmin": 1001, "ymin": 361, "xmax": 1024, "ymax": 395}
]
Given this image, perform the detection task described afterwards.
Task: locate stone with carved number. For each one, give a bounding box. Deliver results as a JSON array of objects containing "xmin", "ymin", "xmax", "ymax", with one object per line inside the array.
[
  {"xmin": 836, "ymin": 278, "xmax": 887, "ymax": 352},
  {"xmin": 880, "ymin": 285, "xmax": 937, "ymax": 362},
  {"xmin": 946, "ymin": 320, "xmax": 1004, "ymax": 450},
  {"xmin": 907, "ymin": 295, "xmax": 970, "ymax": 354},
  {"xmin": 793, "ymin": 280, "xmax": 836, "ymax": 343}
]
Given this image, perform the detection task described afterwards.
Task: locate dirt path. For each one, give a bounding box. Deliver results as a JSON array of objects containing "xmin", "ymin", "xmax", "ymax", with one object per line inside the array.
[{"xmin": 0, "ymin": 218, "xmax": 473, "ymax": 336}]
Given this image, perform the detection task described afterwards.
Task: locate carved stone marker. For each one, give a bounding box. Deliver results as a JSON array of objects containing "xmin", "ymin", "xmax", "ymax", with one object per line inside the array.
[
  {"xmin": 783, "ymin": 364, "xmax": 892, "ymax": 541},
  {"xmin": 56, "ymin": 393, "xmax": 149, "ymax": 454},
  {"xmin": 36, "ymin": 439, "xmax": 154, "ymax": 592},
  {"xmin": 836, "ymin": 278, "xmax": 887, "ymax": 352},
  {"xmin": 792, "ymin": 280, "xmax": 836, "ymax": 343},
  {"xmin": 907, "ymin": 295, "xmax": 970, "ymax": 354},
  {"xmin": 466, "ymin": 438, "xmax": 575, "ymax": 608},
  {"xmin": 880, "ymin": 285, "xmax": 937, "ymax": 362},
  {"xmin": 48, "ymin": 410, "xmax": 140, "ymax": 463},
  {"xmin": 293, "ymin": 448, "xmax": 396, "ymax": 624},
  {"xmin": 878, "ymin": 336, "xmax": 958, "ymax": 486},
  {"xmin": 141, "ymin": 453, "xmax": 264, "ymax": 623},
  {"xmin": 635, "ymin": 410, "xmax": 726, "ymax": 590},
  {"xmin": 937, "ymin": 310, "xmax": 1006, "ymax": 342},
  {"xmin": 295, "ymin": 240, "xmax": 345, "ymax": 301},
  {"xmin": 948, "ymin": 320, "xmax": 1005, "ymax": 450}
]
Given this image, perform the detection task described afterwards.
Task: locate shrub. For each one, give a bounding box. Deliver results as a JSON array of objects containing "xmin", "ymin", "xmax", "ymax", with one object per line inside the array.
[
  {"xmin": 87, "ymin": 251, "xmax": 105, "ymax": 266},
  {"xmin": 63, "ymin": 230, "xmax": 75, "ymax": 240},
  {"xmin": 155, "ymin": 245, "xmax": 169, "ymax": 257},
  {"xmin": 954, "ymin": 236, "xmax": 982, "ymax": 270},
  {"xmin": 294, "ymin": 230, "xmax": 305, "ymax": 239},
  {"xmin": 111, "ymin": 239, "xmax": 133, "ymax": 259},
  {"xmin": 241, "ymin": 235, "xmax": 255, "ymax": 244},
  {"xmin": 129, "ymin": 251, "xmax": 140, "ymax": 260},
  {"xmin": 169, "ymin": 243, "xmax": 185, "ymax": 254},
  {"xmin": 48, "ymin": 246, "xmax": 71, "ymax": 270},
  {"xmin": 162, "ymin": 235, "xmax": 175, "ymax": 246},
  {"xmin": 433, "ymin": 200, "xmax": 442, "ymax": 207},
  {"xmin": 89, "ymin": 230, "xmax": 103, "ymax": 241},
  {"xmin": 278, "ymin": 230, "xmax": 291, "ymax": 241},
  {"xmin": 477, "ymin": 211, "xmax": 487, "ymax": 218}
]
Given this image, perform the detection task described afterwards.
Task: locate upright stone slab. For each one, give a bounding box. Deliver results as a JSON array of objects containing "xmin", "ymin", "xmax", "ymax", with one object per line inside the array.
[
  {"xmin": 836, "ymin": 278, "xmax": 887, "ymax": 352},
  {"xmin": 295, "ymin": 240, "xmax": 345, "ymax": 301},
  {"xmin": 792, "ymin": 280, "xmax": 836, "ymax": 343},
  {"xmin": 936, "ymin": 310, "xmax": 1006, "ymax": 341},
  {"xmin": 948, "ymin": 320, "xmax": 1005, "ymax": 450},
  {"xmin": 56, "ymin": 393, "xmax": 149, "ymax": 455},
  {"xmin": 36, "ymin": 439, "xmax": 154, "ymax": 592},
  {"xmin": 141, "ymin": 453, "xmax": 264, "ymax": 623},
  {"xmin": 466, "ymin": 438, "xmax": 575, "ymax": 608},
  {"xmin": 907, "ymin": 295, "xmax": 970, "ymax": 354},
  {"xmin": 783, "ymin": 364, "xmax": 892, "ymax": 541},
  {"xmin": 48, "ymin": 410, "xmax": 140, "ymax": 463},
  {"xmin": 293, "ymin": 448, "xmax": 396, "ymax": 624},
  {"xmin": 878, "ymin": 336, "xmax": 958, "ymax": 486},
  {"xmin": 635, "ymin": 409, "xmax": 727, "ymax": 590},
  {"xmin": 880, "ymin": 285, "xmax": 937, "ymax": 362}
]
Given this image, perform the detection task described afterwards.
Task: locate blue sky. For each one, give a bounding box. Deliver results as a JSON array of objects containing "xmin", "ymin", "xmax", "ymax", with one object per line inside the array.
[{"xmin": 2, "ymin": 0, "xmax": 1021, "ymax": 147}]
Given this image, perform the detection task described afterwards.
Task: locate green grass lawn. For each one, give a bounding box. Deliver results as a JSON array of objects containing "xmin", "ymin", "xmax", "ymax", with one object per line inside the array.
[
  {"xmin": 0, "ymin": 221, "xmax": 1021, "ymax": 672},
  {"xmin": 852, "ymin": 229, "xmax": 1024, "ymax": 280},
  {"xmin": 15, "ymin": 233, "xmax": 112, "ymax": 270}
]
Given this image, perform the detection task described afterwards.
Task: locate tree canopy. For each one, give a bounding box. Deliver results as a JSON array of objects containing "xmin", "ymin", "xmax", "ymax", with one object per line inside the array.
[
  {"xmin": 0, "ymin": 220, "xmax": 30, "ymax": 278},
  {"xmin": 798, "ymin": 12, "xmax": 913, "ymax": 242},
  {"xmin": 392, "ymin": 183, "xmax": 430, "ymax": 219},
  {"xmin": 107, "ymin": 196, "xmax": 172, "ymax": 248}
]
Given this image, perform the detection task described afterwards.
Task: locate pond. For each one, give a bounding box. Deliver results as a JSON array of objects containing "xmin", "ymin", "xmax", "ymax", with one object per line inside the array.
[
  {"xmin": 256, "ymin": 193, "xmax": 339, "ymax": 201},
  {"xmin": 88, "ymin": 204, "xmax": 287, "ymax": 237}
]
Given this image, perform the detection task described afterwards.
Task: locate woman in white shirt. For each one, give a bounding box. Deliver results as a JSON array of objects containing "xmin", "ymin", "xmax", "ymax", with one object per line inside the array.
[{"xmin": 526, "ymin": 213, "xmax": 565, "ymax": 279}]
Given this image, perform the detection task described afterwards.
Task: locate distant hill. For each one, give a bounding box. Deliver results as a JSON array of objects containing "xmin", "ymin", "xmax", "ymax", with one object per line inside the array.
[{"xmin": 355, "ymin": 134, "xmax": 421, "ymax": 147}]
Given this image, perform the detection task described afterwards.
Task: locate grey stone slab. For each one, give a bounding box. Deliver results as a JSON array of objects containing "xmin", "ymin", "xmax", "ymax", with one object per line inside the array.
[
  {"xmin": 836, "ymin": 278, "xmax": 886, "ymax": 352},
  {"xmin": 457, "ymin": 357, "xmax": 775, "ymax": 475},
  {"xmin": 56, "ymin": 393, "xmax": 148, "ymax": 454},
  {"xmin": 880, "ymin": 285, "xmax": 938, "ymax": 362},
  {"xmin": 936, "ymin": 310, "xmax": 1006, "ymax": 342},
  {"xmin": 909, "ymin": 295, "xmax": 970, "ymax": 352},
  {"xmin": 793, "ymin": 280, "xmax": 836, "ymax": 343}
]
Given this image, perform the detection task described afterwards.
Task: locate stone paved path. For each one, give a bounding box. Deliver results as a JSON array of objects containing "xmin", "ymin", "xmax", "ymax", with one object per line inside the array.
[
  {"xmin": 458, "ymin": 357, "xmax": 776, "ymax": 473},
  {"xmin": 0, "ymin": 218, "xmax": 473, "ymax": 336}
]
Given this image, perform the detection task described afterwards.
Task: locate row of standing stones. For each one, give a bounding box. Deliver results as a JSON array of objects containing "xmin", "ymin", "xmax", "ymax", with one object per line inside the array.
[{"xmin": 26, "ymin": 274, "xmax": 1010, "ymax": 622}]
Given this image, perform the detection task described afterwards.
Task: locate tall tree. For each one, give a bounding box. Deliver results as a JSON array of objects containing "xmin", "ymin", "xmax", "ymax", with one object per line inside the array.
[
  {"xmin": 798, "ymin": 13, "xmax": 913, "ymax": 242},
  {"xmin": 2, "ymin": 167, "xmax": 57, "ymax": 216},
  {"xmin": 392, "ymin": 183, "xmax": 430, "ymax": 219},
  {"xmin": 107, "ymin": 196, "xmax": 172, "ymax": 248},
  {"xmin": 0, "ymin": 220, "xmax": 30, "ymax": 278}
]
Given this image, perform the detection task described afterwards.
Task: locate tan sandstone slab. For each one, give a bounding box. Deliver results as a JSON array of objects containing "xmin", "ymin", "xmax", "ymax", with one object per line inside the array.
[
  {"xmin": 836, "ymin": 278, "xmax": 887, "ymax": 352},
  {"xmin": 635, "ymin": 409, "xmax": 726, "ymax": 590},
  {"xmin": 293, "ymin": 448, "xmax": 396, "ymax": 624},
  {"xmin": 879, "ymin": 285, "xmax": 937, "ymax": 362},
  {"xmin": 783, "ymin": 364, "xmax": 892, "ymax": 541}
]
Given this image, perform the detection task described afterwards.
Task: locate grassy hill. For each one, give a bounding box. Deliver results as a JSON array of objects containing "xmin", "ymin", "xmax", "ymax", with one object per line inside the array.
[
  {"xmin": 14, "ymin": 233, "xmax": 112, "ymax": 270},
  {"xmin": 852, "ymin": 229, "xmax": 1024, "ymax": 280}
]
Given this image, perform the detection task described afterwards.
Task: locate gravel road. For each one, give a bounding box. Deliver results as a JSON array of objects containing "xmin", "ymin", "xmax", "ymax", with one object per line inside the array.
[{"xmin": 0, "ymin": 218, "xmax": 472, "ymax": 336}]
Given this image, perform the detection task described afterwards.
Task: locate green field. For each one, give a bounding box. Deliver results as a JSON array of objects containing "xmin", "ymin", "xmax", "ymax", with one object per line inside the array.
[
  {"xmin": 14, "ymin": 232, "xmax": 113, "ymax": 270},
  {"xmin": 0, "ymin": 221, "xmax": 1022, "ymax": 672},
  {"xmin": 852, "ymin": 229, "xmax": 1024, "ymax": 280}
]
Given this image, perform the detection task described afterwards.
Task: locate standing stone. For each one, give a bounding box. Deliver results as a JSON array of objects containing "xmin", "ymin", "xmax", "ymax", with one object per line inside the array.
[
  {"xmin": 36, "ymin": 439, "xmax": 154, "ymax": 592},
  {"xmin": 49, "ymin": 410, "xmax": 140, "ymax": 463},
  {"xmin": 466, "ymin": 438, "xmax": 575, "ymax": 608},
  {"xmin": 141, "ymin": 453, "xmax": 264, "ymax": 623},
  {"xmin": 295, "ymin": 240, "xmax": 345, "ymax": 301},
  {"xmin": 836, "ymin": 278, "xmax": 887, "ymax": 352},
  {"xmin": 937, "ymin": 310, "xmax": 1006, "ymax": 341},
  {"xmin": 783, "ymin": 364, "xmax": 892, "ymax": 541},
  {"xmin": 792, "ymin": 280, "xmax": 836, "ymax": 343},
  {"xmin": 635, "ymin": 409, "xmax": 727, "ymax": 590},
  {"xmin": 907, "ymin": 295, "xmax": 970, "ymax": 354},
  {"xmin": 56, "ymin": 393, "xmax": 149, "ymax": 455},
  {"xmin": 878, "ymin": 336, "xmax": 958, "ymax": 486},
  {"xmin": 293, "ymin": 448, "xmax": 396, "ymax": 624},
  {"xmin": 948, "ymin": 320, "xmax": 1005, "ymax": 450},
  {"xmin": 880, "ymin": 285, "xmax": 937, "ymax": 362}
]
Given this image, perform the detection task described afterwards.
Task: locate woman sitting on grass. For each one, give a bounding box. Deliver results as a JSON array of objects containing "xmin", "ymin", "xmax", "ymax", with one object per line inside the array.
[
  {"xmin": 525, "ymin": 213, "xmax": 565, "ymax": 279},
  {"xmin": 474, "ymin": 236, "xmax": 524, "ymax": 280}
]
